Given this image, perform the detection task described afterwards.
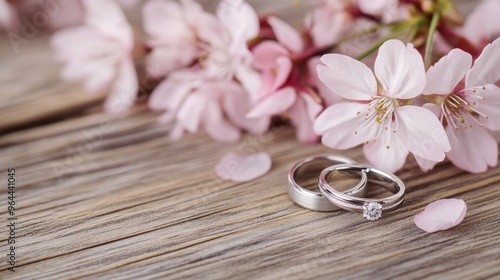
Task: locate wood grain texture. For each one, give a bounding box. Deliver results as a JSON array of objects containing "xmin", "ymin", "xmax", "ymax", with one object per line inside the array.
[{"xmin": 1, "ymin": 0, "xmax": 499, "ymax": 279}]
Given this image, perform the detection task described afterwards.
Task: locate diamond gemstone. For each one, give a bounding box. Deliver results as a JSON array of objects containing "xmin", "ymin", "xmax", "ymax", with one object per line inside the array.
[{"xmin": 363, "ymin": 202, "xmax": 382, "ymax": 221}]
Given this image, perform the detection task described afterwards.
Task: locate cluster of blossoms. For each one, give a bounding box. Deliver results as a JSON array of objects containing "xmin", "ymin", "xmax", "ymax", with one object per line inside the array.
[{"xmin": 3, "ymin": 0, "xmax": 498, "ymax": 175}]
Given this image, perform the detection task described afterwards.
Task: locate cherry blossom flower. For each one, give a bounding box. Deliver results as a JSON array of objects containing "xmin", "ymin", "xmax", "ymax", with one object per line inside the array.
[
  {"xmin": 149, "ymin": 69, "xmax": 269, "ymax": 142},
  {"xmin": 247, "ymin": 16, "xmax": 325, "ymax": 143},
  {"xmin": 357, "ymin": 0, "xmax": 398, "ymax": 18},
  {"xmin": 313, "ymin": 0, "xmax": 389, "ymax": 16},
  {"xmin": 304, "ymin": 3, "xmax": 349, "ymax": 48},
  {"xmin": 144, "ymin": 0, "xmax": 261, "ymax": 95},
  {"xmin": 305, "ymin": 0, "xmax": 404, "ymax": 62},
  {"xmin": 462, "ymin": 0, "xmax": 500, "ymax": 50},
  {"xmin": 314, "ymin": 39, "xmax": 451, "ymax": 172},
  {"xmin": 435, "ymin": 0, "xmax": 500, "ymax": 57},
  {"xmin": 204, "ymin": 0, "xmax": 262, "ymax": 99},
  {"xmin": 148, "ymin": 0, "xmax": 269, "ymax": 142},
  {"xmin": 51, "ymin": 0, "xmax": 138, "ymax": 114},
  {"xmin": 418, "ymin": 39, "xmax": 500, "ymax": 173},
  {"xmin": 312, "ymin": 0, "xmax": 404, "ymax": 22},
  {"xmin": 142, "ymin": 0, "xmax": 222, "ymax": 78}
]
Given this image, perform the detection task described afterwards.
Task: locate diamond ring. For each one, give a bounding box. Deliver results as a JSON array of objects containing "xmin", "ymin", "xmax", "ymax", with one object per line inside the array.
[
  {"xmin": 287, "ymin": 155, "xmax": 368, "ymax": 212},
  {"xmin": 318, "ymin": 164, "xmax": 405, "ymax": 220}
]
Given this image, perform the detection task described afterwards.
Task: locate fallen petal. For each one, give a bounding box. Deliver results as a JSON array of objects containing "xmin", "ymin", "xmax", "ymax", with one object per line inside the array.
[
  {"xmin": 414, "ymin": 199, "xmax": 467, "ymax": 233},
  {"xmin": 215, "ymin": 152, "xmax": 272, "ymax": 182}
]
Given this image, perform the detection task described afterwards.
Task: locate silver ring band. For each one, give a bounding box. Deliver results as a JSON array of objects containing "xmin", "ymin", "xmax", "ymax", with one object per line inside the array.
[
  {"xmin": 287, "ymin": 155, "xmax": 367, "ymax": 211},
  {"xmin": 318, "ymin": 164, "xmax": 405, "ymax": 220}
]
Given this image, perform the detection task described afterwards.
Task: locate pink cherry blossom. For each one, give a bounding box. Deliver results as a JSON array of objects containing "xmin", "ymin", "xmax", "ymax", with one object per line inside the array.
[
  {"xmin": 312, "ymin": 0, "xmax": 404, "ymax": 22},
  {"xmin": 149, "ymin": 69, "xmax": 269, "ymax": 142},
  {"xmin": 142, "ymin": 0, "xmax": 221, "ymax": 78},
  {"xmin": 304, "ymin": 3, "xmax": 349, "ymax": 48},
  {"xmin": 148, "ymin": 0, "xmax": 269, "ymax": 142},
  {"xmin": 419, "ymin": 38, "xmax": 500, "ymax": 173},
  {"xmin": 307, "ymin": 57, "xmax": 344, "ymax": 106},
  {"xmin": 305, "ymin": 0, "xmax": 404, "ymax": 61},
  {"xmin": 215, "ymin": 152, "xmax": 272, "ymax": 182},
  {"xmin": 51, "ymin": 0, "xmax": 138, "ymax": 114},
  {"xmin": 462, "ymin": 0, "xmax": 500, "ymax": 50},
  {"xmin": 414, "ymin": 199, "xmax": 467, "ymax": 233},
  {"xmin": 205, "ymin": 0, "xmax": 262, "ymax": 99},
  {"xmin": 357, "ymin": 0, "xmax": 396, "ymax": 18},
  {"xmin": 144, "ymin": 0, "xmax": 261, "ymax": 96},
  {"xmin": 358, "ymin": 0, "xmax": 409, "ymax": 23},
  {"xmin": 314, "ymin": 39, "xmax": 451, "ymax": 172},
  {"xmin": 435, "ymin": 0, "xmax": 500, "ymax": 57},
  {"xmin": 247, "ymin": 16, "xmax": 325, "ymax": 143},
  {"xmin": 305, "ymin": 0, "xmax": 366, "ymax": 50}
]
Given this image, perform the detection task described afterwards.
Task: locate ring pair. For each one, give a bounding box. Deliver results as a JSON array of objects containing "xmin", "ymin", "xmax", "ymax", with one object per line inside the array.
[{"xmin": 287, "ymin": 155, "xmax": 405, "ymax": 221}]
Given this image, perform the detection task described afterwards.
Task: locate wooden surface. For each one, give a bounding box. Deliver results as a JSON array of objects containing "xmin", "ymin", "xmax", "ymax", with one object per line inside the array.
[{"xmin": 1, "ymin": 1, "xmax": 500, "ymax": 279}]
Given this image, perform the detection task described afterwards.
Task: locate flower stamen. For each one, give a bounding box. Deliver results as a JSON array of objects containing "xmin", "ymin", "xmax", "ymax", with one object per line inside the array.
[
  {"xmin": 356, "ymin": 96, "xmax": 396, "ymax": 143},
  {"xmin": 441, "ymin": 90, "xmax": 488, "ymax": 131}
]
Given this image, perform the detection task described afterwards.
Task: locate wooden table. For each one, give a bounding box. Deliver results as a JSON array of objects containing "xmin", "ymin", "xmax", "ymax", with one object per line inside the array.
[{"xmin": 1, "ymin": 1, "xmax": 499, "ymax": 279}]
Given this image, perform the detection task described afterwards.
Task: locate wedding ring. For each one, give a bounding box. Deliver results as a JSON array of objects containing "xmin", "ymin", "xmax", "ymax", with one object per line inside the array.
[
  {"xmin": 287, "ymin": 155, "xmax": 367, "ymax": 211},
  {"xmin": 318, "ymin": 164, "xmax": 405, "ymax": 221}
]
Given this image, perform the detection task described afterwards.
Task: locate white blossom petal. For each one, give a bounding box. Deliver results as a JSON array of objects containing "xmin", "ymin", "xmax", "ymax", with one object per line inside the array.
[
  {"xmin": 215, "ymin": 152, "xmax": 272, "ymax": 182},
  {"xmin": 222, "ymin": 82, "xmax": 270, "ymax": 134},
  {"xmin": 395, "ymin": 106, "xmax": 450, "ymax": 162},
  {"xmin": 424, "ymin": 49, "xmax": 472, "ymax": 95},
  {"xmin": 466, "ymin": 37, "xmax": 500, "ymax": 87},
  {"xmin": 414, "ymin": 155, "xmax": 439, "ymax": 172},
  {"xmin": 217, "ymin": 0, "xmax": 259, "ymax": 42},
  {"xmin": 247, "ymin": 87, "xmax": 296, "ymax": 118},
  {"xmin": 445, "ymin": 116, "xmax": 498, "ymax": 173},
  {"xmin": 104, "ymin": 60, "xmax": 138, "ymax": 114},
  {"xmin": 466, "ymin": 84, "xmax": 500, "ymax": 131},
  {"xmin": 318, "ymin": 54, "xmax": 376, "ymax": 101},
  {"xmin": 83, "ymin": 0, "xmax": 132, "ymax": 46},
  {"xmin": 203, "ymin": 95, "xmax": 241, "ymax": 142},
  {"xmin": 414, "ymin": 199, "xmax": 467, "ymax": 233},
  {"xmin": 288, "ymin": 93, "xmax": 323, "ymax": 143},
  {"xmin": 268, "ymin": 16, "xmax": 304, "ymax": 53},
  {"xmin": 363, "ymin": 121, "xmax": 409, "ymax": 172},
  {"xmin": 375, "ymin": 40, "xmax": 426, "ymax": 99},
  {"xmin": 316, "ymin": 103, "xmax": 375, "ymax": 150},
  {"xmin": 314, "ymin": 102, "xmax": 367, "ymax": 135},
  {"xmin": 176, "ymin": 93, "xmax": 207, "ymax": 133}
]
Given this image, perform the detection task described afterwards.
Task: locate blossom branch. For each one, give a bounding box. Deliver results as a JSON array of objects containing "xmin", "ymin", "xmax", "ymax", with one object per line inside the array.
[{"xmin": 424, "ymin": 10, "xmax": 440, "ymax": 69}]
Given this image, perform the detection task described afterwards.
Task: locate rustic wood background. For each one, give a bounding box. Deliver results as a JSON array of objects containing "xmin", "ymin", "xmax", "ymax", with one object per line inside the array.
[{"xmin": 1, "ymin": 0, "xmax": 499, "ymax": 279}]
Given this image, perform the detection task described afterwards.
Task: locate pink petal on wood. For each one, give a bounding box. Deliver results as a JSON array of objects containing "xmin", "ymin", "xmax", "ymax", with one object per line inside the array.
[
  {"xmin": 215, "ymin": 152, "xmax": 272, "ymax": 182},
  {"xmin": 414, "ymin": 199, "xmax": 467, "ymax": 233}
]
